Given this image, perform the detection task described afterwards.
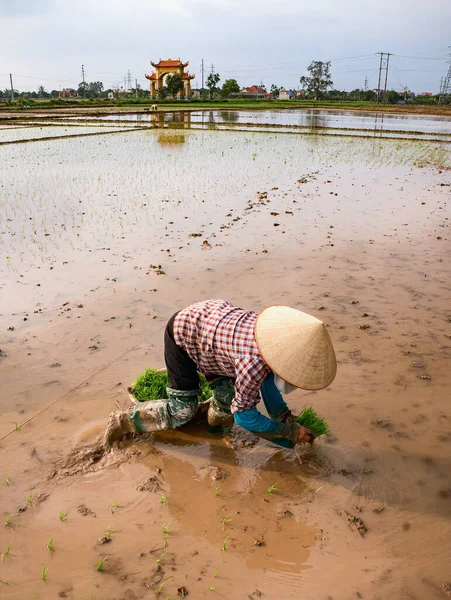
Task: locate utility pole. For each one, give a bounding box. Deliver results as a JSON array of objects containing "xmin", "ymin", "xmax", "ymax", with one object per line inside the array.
[
  {"xmin": 376, "ymin": 52, "xmax": 392, "ymax": 103},
  {"xmin": 127, "ymin": 69, "xmax": 132, "ymax": 90},
  {"xmin": 364, "ymin": 76, "xmax": 368, "ymax": 92},
  {"xmin": 81, "ymin": 64, "xmax": 86, "ymax": 98},
  {"xmin": 200, "ymin": 59, "xmax": 204, "ymax": 95},
  {"xmin": 9, "ymin": 73, "xmax": 14, "ymax": 102},
  {"xmin": 135, "ymin": 78, "xmax": 138, "ymax": 98},
  {"xmin": 210, "ymin": 63, "xmax": 215, "ymax": 76}
]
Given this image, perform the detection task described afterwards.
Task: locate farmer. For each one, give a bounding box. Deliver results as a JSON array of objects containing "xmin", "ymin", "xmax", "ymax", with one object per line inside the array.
[{"xmin": 104, "ymin": 300, "xmax": 336, "ymax": 450}]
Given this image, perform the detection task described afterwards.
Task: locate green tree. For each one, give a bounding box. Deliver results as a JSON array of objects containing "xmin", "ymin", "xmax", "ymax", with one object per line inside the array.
[
  {"xmin": 300, "ymin": 61, "xmax": 333, "ymax": 100},
  {"xmin": 221, "ymin": 78, "xmax": 240, "ymax": 98},
  {"xmin": 37, "ymin": 85, "xmax": 46, "ymax": 98},
  {"xmin": 166, "ymin": 73, "xmax": 183, "ymax": 98},
  {"xmin": 78, "ymin": 81, "xmax": 88, "ymax": 97},
  {"xmin": 270, "ymin": 84, "xmax": 280, "ymax": 98},
  {"xmin": 88, "ymin": 81, "xmax": 103, "ymax": 97},
  {"xmin": 206, "ymin": 73, "xmax": 220, "ymax": 98}
]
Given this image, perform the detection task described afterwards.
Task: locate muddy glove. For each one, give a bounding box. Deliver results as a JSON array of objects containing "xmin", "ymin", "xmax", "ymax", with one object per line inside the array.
[{"xmin": 233, "ymin": 408, "xmax": 311, "ymax": 448}]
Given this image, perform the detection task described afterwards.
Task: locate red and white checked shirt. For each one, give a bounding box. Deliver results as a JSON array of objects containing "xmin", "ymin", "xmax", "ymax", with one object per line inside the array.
[{"xmin": 173, "ymin": 300, "xmax": 270, "ymax": 413}]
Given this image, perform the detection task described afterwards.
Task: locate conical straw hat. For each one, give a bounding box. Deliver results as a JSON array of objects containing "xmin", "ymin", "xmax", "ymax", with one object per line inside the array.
[{"xmin": 255, "ymin": 306, "xmax": 337, "ymax": 390}]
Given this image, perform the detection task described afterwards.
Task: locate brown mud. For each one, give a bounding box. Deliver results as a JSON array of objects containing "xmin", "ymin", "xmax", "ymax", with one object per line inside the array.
[{"xmin": 0, "ymin": 124, "xmax": 450, "ymax": 599}]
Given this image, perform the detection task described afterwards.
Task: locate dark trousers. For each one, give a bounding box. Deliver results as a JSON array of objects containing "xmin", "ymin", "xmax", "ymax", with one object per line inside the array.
[{"xmin": 164, "ymin": 312, "xmax": 200, "ymax": 391}]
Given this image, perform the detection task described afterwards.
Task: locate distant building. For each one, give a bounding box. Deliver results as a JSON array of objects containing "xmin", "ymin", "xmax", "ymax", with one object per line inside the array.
[
  {"xmin": 191, "ymin": 90, "xmax": 201, "ymax": 99},
  {"xmin": 240, "ymin": 85, "xmax": 271, "ymax": 98},
  {"xmin": 420, "ymin": 92, "xmax": 433, "ymax": 97},
  {"xmin": 278, "ymin": 89, "xmax": 294, "ymax": 100},
  {"xmin": 58, "ymin": 89, "xmax": 78, "ymax": 98}
]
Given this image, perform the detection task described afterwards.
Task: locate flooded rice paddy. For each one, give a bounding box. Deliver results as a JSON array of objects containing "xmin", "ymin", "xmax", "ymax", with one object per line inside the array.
[{"xmin": 0, "ymin": 108, "xmax": 450, "ymax": 600}]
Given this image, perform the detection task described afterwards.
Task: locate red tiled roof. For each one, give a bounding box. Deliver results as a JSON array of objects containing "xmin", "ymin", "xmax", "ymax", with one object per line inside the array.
[
  {"xmin": 242, "ymin": 85, "xmax": 266, "ymax": 93},
  {"xmin": 151, "ymin": 59, "xmax": 189, "ymax": 68}
]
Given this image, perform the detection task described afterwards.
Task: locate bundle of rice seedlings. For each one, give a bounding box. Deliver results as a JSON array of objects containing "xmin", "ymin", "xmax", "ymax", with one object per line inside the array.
[
  {"xmin": 130, "ymin": 369, "xmax": 212, "ymax": 403},
  {"xmin": 296, "ymin": 406, "xmax": 330, "ymax": 438}
]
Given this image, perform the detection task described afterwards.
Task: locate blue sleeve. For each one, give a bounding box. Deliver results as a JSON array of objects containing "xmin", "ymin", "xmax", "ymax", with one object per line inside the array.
[
  {"xmin": 260, "ymin": 372, "xmax": 290, "ymax": 420},
  {"xmin": 234, "ymin": 407, "xmax": 295, "ymax": 448}
]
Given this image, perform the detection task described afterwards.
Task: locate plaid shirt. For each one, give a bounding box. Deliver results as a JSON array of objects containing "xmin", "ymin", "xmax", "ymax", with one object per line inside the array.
[{"xmin": 173, "ymin": 300, "xmax": 270, "ymax": 413}]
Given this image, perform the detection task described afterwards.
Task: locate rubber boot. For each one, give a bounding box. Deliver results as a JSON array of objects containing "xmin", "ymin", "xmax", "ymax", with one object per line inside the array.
[
  {"xmin": 207, "ymin": 377, "xmax": 234, "ymax": 433},
  {"xmin": 103, "ymin": 388, "xmax": 198, "ymax": 450}
]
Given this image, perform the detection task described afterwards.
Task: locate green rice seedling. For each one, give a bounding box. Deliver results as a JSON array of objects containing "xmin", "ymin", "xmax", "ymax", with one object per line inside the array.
[
  {"xmin": 306, "ymin": 481, "xmax": 323, "ymax": 494},
  {"xmin": 213, "ymin": 486, "xmax": 229, "ymax": 500},
  {"xmin": 3, "ymin": 474, "xmax": 12, "ymax": 486},
  {"xmin": 41, "ymin": 564, "xmax": 47, "ymax": 580},
  {"xmin": 0, "ymin": 574, "xmax": 12, "ymax": 585},
  {"xmin": 96, "ymin": 556, "xmax": 105, "ymax": 572},
  {"xmin": 209, "ymin": 587, "xmax": 216, "ymax": 591},
  {"xmin": 25, "ymin": 490, "xmax": 35, "ymax": 506},
  {"xmin": 59, "ymin": 511, "xmax": 68, "ymax": 522},
  {"xmin": 46, "ymin": 536, "xmax": 54, "ymax": 554},
  {"xmin": 267, "ymin": 483, "xmax": 279, "ymax": 494},
  {"xmin": 296, "ymin": 407, "xmax": 330, "ymax": 438},
  {"xmin": 1, "ymin": 541, "xmax": 12, "ymax": 563},
  {"xmin": 159, "ymin": 495, "xmax": 169, "ymax": 504},
  {"xmin": 156, "ymin": 551, "xmax": 175, "ymax": 565},
  {"xmin": 109, "ymin": 498, "xmax": 120, "ymax": 514},
  {"xmin": 130, "ymin": 369, "xmax": 211, "ymax": 403},
  {"xmin": 221, "ymin": 536, "xmax": 229, "ymax": 553},
  {"xmin": 155, "ymin": 577, "xmax": 172, "ymax": 597},
  {"xmin": 214, "ymin": 565, "xmax": 220, "ymax": 578},
  {"xmin": 104, "ymin": 525, "xmax": 118, "ymax": 538},
  {"xmin": 220, "ymin": 515, "xmax": 232, "ymax": 532},
  {"xmin": 15, "ymin": 423, "xmax": 21, "ymax": 432},
  {"xmin": 4, "ymin": 515, "xmax": 16, "ymax": 530},
  {"xmin": 162, "ymin": 520, "xmax": 173, "ymax": 535}
]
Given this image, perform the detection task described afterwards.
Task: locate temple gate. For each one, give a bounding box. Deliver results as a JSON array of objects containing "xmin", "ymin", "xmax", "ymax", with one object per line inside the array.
[{"xmin": 145, "ymin": 58, "xmax": 195, "ymax": 99}]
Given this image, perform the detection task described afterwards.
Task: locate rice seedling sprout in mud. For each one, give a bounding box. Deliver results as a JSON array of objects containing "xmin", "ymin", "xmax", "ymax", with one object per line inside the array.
[
  {"xmin": 41, "ymin": 564, "xmax": 48, "ymax": 581},
  {"xmin": 3, "ymin": 474, "xmax": 12, "ymax": 486},
  {"xmin": 156, "ymin": 551, "xmax": 175, "ymax": 565},
  {"xmin": 296, "ymin": 406, "xmax": 330, "ymax": 438},
  {"xmin": 220, "ymin": 515, "xmax": 232, "ymax": 531},
  {"xmin": 4, "ymin": 515, "xmax": 16, "ymax": 530},
  {"xmin": 221, "ymin": 536, "xmax": 229, "ymax": 553},
  {"xmin": 46, "ymin": 536, "xmax": 54, "ymax": 554},
  {"xmin": 59, "ymin": 511, "xmax": 68, "ymax": 522},
  {"xmin": 214, "ymin": 486, "xmax": 229, "ymax": 500},
  {"xmin": 214, "ymin": 565, "xmax": 220, "ymax": 578},
  {"xmin": 267, "ymin": 483, "xmax": 279, "ymax": 494},
  {"xmin": 155, "ymin": 577, "xmax": 172, "ymax": 597},
  {"xmin": 109, "ymin": 498, "xmax": 120, "ymax": 514},
  {"xmin": 159, "ymin": 494, "xmax": 169, "ymax": 504},
  {"xmin": 130, "ymin": 369, "xmax": 211, "ymax": 402},
  {"xmin": 0, "ymin": 574, "xmax": 12, "ymax": 585},
  {"xmin": 1, "ymin": 541, "xmax": 12, "ymax": 563},
  {"xmin": 96, "ymin": 556, "xmax": 105, "ymax": 572},
  {"xmin": 162, "ymin": 520, "xmax": 173, "ymax": 535},
  {"xmin": 25, "ymin": 490, "xmax": 35, "ymax": 506}
]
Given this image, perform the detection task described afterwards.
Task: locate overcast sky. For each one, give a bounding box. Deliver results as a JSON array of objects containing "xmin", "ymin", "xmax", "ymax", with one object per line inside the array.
[{"xmin": 1, "ymin": 0, "xmax": 450, "ymax": 94}]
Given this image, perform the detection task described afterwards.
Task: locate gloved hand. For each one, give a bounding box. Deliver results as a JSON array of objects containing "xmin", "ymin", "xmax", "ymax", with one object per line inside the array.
[{"xmin": 293, "ymin": 423, "xmax": 312, "ymax": 445}]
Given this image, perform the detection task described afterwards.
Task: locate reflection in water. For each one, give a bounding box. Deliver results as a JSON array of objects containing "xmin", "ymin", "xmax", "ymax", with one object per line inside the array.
[
  {"xmin": 220, "ymin": 111, "xmax": 239, "ymax": 123},
  {"xmin": 157, "ymin": 132, "xmax": 186, "ymax": 145}
]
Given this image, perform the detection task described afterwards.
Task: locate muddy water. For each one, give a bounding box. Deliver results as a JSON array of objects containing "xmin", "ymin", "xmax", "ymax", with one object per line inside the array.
[
  {"xmin": 64, "ymin": 109, "xmax": 451, "ymax": 135},
  {"xmin": 0, "ymin": 125, "xmax": 450, "ymax": 599}
]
